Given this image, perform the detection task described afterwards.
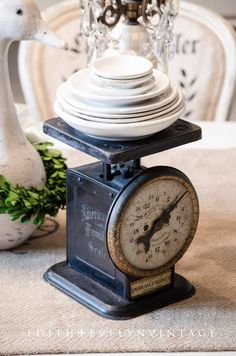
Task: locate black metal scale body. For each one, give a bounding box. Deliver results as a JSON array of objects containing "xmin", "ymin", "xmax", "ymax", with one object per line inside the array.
[{"xmin": 43, "ymin": 117, "xmax": 201, "ymax": 319}]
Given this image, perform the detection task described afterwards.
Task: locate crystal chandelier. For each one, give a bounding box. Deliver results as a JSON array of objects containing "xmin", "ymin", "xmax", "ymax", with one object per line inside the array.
[{"xmin": 81, "ymin": 0, "xmax": 180, "ymax": 73}]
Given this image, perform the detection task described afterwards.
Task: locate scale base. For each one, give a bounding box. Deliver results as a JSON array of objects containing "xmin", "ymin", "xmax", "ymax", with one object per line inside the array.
[{"xmin": 44, "ymin": 262, "xmax": 195, "ymax": 320}]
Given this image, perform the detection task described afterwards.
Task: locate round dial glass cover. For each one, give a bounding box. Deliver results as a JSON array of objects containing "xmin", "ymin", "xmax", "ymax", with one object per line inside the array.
[{"xmin": 107, "ymin": 167, "xmax": 199, "ymax": 277}]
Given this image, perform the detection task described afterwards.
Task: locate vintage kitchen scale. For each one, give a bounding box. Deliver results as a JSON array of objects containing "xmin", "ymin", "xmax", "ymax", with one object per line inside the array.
[{"xmin": 43, "ymin": 117, "xmax": 201, "ymax": 319}]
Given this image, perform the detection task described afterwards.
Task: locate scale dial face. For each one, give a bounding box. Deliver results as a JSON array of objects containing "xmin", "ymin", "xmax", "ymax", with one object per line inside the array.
[{"xmin": 107, "ymin": 166, "xmax": 199, "ymax": 277}]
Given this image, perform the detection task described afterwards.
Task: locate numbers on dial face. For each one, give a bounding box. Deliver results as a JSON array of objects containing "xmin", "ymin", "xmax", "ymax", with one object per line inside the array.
[{"xmin": 119, "ymin": 178, "xmax": 194, "ymax": 270}]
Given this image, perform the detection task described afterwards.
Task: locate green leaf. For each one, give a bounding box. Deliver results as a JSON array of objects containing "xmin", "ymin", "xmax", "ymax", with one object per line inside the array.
[
  {"xmin": 0, "ymin": 175, "xmax": 7, "ymax": 186},
  {"xmin": 0, "ymin": 206, "xmax": 7, "ymax": 213},
  {"xmin": 5, "ymin": 197, "xmax": 14, "ymax": 207},
  {"xmin": 10, "ymin": 211, "xmax": 24, "ymax": 221},
  {"xmin": 23, "ymin": 199, "xmax": 32, "ymax": 209},
  {"xmin": 21, "ymin": 215, "xmax": 30, "ymax": 224},
  {"xmin": 33, "ymin": 213, "xmax": 45, "ymax": 226},
  {"xmin": 6, "ymin": 207, "xmax": 18, "ymax": 214},
  {"xmin": 9, "ymin": 191, "xmax": 19, "ymax": 201},
  {"xmin": 28, "ymin": 191, "xmax": 39, "ymax": 199}
]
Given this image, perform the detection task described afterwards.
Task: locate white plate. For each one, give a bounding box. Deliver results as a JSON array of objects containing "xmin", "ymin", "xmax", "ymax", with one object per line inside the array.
[
  {"xmin": 92, "ymin": 55, "xmax": 153, "ymax": 80},
  {"xmin": 88, "ymin": 76, "xmax": 156, "ymax": 97},
  {"xmin": 58, "ymin": 90, "xmax": 180, "ymax": 119},
  {"xmin": 59, "ymin": 94, "xmax": 180, "ymax": 119},
  {"xmin": 58, "ymin": 96, "xmax": 184, "ymax": 124},
  {"xmin": 67, "ymin": 69, "xmax": 170, "ymax": 106},
  {"xmin": 91, "ymin": 71, "xmax": 154, "ymax": 89},
  {"xmin": 57, "ymin": 82, "xmax": 178, "ymax": 115},
  {"xmin": 54, "ymin": 101, "xmax": 186, "ymax": 141},
  {"xmin": 59, "ymin": 100, "xmax": 185, "ymax": 124}
]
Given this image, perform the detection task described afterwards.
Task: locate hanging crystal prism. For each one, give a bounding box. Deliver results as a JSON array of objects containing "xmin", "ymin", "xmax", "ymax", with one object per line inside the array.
[
  {"xmin": 81, "ymin": 0, "xmax": 119, "ymax": 65},
  {"xmin": 143, "ymin": 0, "xmax": 180, "ymax": 74}
]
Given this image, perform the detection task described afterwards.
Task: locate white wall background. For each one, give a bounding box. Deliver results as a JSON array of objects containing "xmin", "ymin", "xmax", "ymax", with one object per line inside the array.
[{"xmin": 186, "ymin": 0, "xmax": 236, "ymax": 17}]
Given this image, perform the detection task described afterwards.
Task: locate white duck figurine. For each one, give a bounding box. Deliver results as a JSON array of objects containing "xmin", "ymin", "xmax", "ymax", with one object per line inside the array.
[{"xmin": 0, "ymin": 0, "xmax": 66, "ymax": 249}]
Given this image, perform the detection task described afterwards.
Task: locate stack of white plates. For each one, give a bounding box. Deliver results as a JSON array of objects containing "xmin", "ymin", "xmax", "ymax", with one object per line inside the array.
[{"xmin": 54, "ymin": 55, "xmax": 185, "ymax": 141}]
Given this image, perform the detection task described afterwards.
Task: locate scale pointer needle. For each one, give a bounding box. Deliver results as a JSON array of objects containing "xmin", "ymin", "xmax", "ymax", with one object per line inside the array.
[{"xmin": 136, "ymin": 190, "xmax": 188, "ymax": 254}]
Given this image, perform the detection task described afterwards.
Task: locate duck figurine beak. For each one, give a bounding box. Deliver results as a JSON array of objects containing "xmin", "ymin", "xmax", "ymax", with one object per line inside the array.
[{"xmin": 32, "ymin": 18, "xmax": 68, "ymax": 50}]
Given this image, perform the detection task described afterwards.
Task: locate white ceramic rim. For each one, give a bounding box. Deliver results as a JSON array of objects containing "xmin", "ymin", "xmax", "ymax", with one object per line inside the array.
[
  {"xmin": 54, "ymin": 100, "xmax": 186, "ymax": 129},
  {"xmin": 90, "ymin": 71, "xmax": 154, "ymax": 89},
  {"xmin": 54, "ymin": 101, "xmax": 185, "ymax": 140},
  {"xmin": 91, "ymin": 55, "xmax": 154, "ymax": 80},
  {"xmin": 88, "ymin": 76, "xmax": 156, "ymax": 97},
  {"xmin": 56, "ymin": 83, "xmax": 178, "ymax": 115},
  {"xmin": 58, "ymin": 94, "xmax": 181, "ymax": 119},
  {"xmin": 59, "ymin": 96, "xmax": 184, "ymax": 124},
  {"xmin": 67, "ymin": 69, "xmax": 170, "ymax": 105}
]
